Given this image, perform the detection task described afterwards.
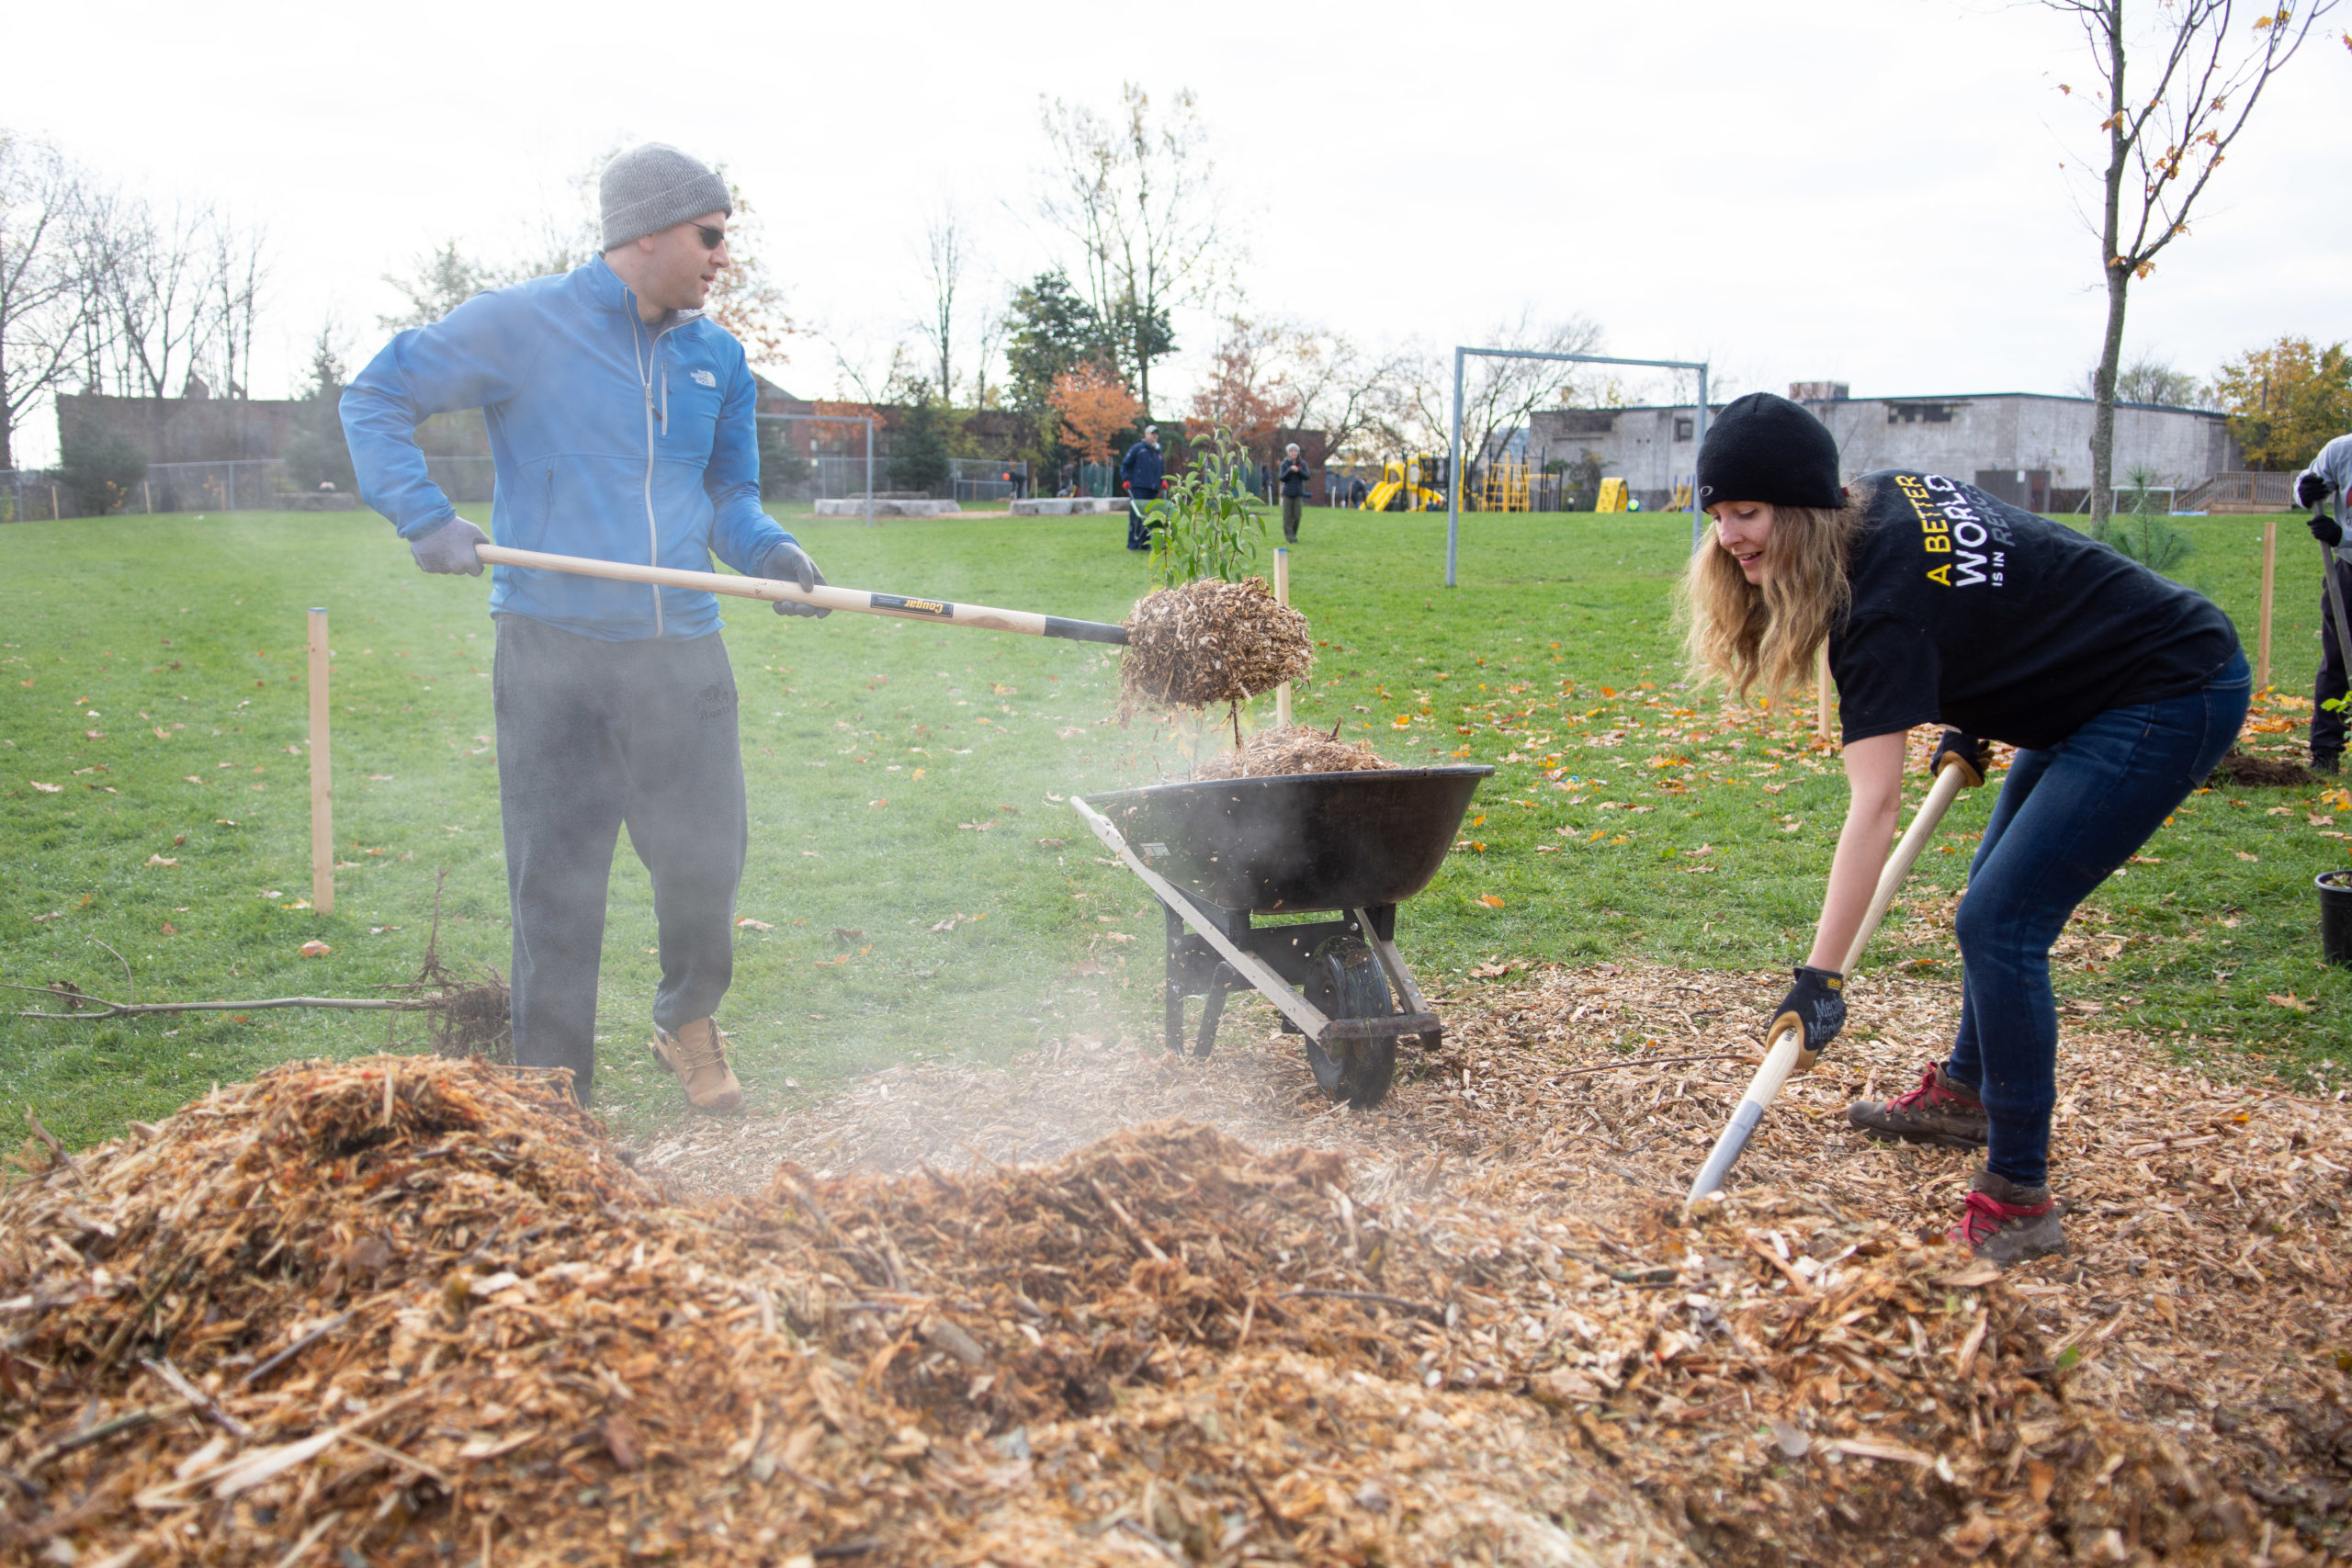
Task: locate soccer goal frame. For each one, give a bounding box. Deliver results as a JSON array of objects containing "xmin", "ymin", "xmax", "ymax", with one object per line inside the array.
[{"xmin": 1446, "ymin": 347, "xmax": 1711, "ymax": 587}]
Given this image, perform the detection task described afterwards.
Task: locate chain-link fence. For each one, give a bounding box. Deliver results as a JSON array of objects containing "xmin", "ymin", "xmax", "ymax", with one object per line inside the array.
[{"xmin": 2, "ymin": 457, "xmax": 499, "ymax": 520}]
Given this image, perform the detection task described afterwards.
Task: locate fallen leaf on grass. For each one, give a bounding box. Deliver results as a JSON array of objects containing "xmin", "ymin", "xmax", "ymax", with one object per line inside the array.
[
  {"xmin": 2235, "ymin": 851, "xmax": 2259, "ymax": 862},
  {"xmin": 735, "ymin": 918, "xmax": 775, "ymax": 931},
  {"xmin": 1476, "ymin": 894, "xmax": 1506, "ymax": 909},
  {"xmin": 159, "ymin": 922, "xmax": 177, "ymax": 935},
  {"xmin": 299, "ymin": 941, "xmax": 332, "ymax": 958},
  {"xmin": 1468, "ymin": 961, "xmax": 1515, "ymax": 979},
  {"xmin": 2266, "ymin": 993, "xmax": 2312, "ymax": 1012},
  {"xmin": 145, "ymin": 854, "xmax": 178, "ymax": 868},
  {"xmin": 182, "ymin": 774, "xmax": 204, "ymax": 784},
  {"xmin": 29, "ymin": 781, "xmax": 61, "ymax": 793},
  {"xmin": 30, "ymin": 912, "xmax": 60, "ymax": 923}
]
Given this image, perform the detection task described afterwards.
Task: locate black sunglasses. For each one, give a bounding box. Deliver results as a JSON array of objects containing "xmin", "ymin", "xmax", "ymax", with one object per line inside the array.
[{"xmin": 694, "ymin": 223, "xmax": 726, "ymax": 250}]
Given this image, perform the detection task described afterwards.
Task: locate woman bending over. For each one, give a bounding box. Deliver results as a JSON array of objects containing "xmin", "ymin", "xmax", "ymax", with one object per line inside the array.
[{"xmin": 1683, "ymin": 394, "xmax": 2246, "ymax": 1262}]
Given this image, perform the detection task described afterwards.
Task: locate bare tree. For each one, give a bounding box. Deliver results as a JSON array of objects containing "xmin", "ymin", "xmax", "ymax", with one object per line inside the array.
[
  {"xmin": 1392, "ymin": 312, "xmax": 1606, "ymax": 473},
  {"xmin": 1036, "ymin": 84, "xmax": 1224, "ymax": 413},
  {"xmin": 914, "ymin": 204, "xmax": 966, "ymax": 402},
  {"xmin": 970, "ymin": 292, "xmax": 1010, "ymax": 410},
  {"xmin": 0, "ymin": 130, "xmax": 93, "ymax": 471},
  {"xmin": 2041, "ymin": 0, "xmax": 2335, "ymax": 525},
  {"xmin": 379, "ymin": 242, "xmax": 504, "ymax": 333},
  {"xmin": 84, "ymin": 192, "xmax": 219, "ymax": 399},
  {"xmin": 207, "ymin": 211, "xmax": 267, "ymax": 400},
  {"xmin": 1280, "ymin": 324, "xmax": 1417, "ymax": 466}
]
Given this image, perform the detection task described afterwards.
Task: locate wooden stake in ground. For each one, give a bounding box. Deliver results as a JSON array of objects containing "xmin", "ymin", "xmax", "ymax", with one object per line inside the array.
[
  {"xmin": 1274, "ymin": 548, "xmax": 1292, "ymax": 729},
  {"xmin": 2257, "ymin": 518, "xmax": 2277, "ymax": 691},
  {"xmin": 308, "ymin": 608, "xmax": 334, "ymax": 916}
]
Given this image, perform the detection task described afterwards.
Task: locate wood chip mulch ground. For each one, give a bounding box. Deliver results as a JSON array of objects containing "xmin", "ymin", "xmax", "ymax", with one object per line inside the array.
[{"xmin": 3, "ymin": 963, "xmax": 2346, "ymax": 1566}]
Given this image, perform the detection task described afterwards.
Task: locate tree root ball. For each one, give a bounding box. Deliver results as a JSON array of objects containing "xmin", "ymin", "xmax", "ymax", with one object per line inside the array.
[
  {"xmin": 1197, "ymin": 724, "xmax": 1395, "ymax": 779},
  {"xmin": 1118, "ymin": 577, "xmax": 1313, "ymax": 716}
]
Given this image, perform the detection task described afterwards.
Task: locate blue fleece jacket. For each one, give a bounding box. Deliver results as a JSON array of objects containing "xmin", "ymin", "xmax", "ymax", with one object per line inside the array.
[{"xmin": 340, "ymin": 256, "xmax": 791, "ymax": 641}]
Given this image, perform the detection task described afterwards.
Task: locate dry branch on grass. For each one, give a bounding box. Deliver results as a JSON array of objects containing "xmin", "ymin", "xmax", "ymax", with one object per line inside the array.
[
  {"xmin": 1195, "ymin": 723, "xmax": 1395, "ymax": 779},
  {"xmin": 1117, "ymin": 576, "xmax": 1312, "ymax": 717}
]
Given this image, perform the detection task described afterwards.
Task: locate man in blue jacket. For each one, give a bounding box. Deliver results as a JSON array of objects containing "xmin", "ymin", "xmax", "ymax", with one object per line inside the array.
[
  {"xmin": 342, "ymin": 142, "xmax": 827, "ymax": 1116},
  {"xmin": 1119, "ymin": 424, "xmax": 1165, "ymax": 551}
]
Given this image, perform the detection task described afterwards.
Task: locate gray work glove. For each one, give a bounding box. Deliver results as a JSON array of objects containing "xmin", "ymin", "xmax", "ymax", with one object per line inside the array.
[
  {"xmin": 411, "ymin": 517, "xmax": 487, "ymax": 576},
  {"xmin": 760, "ymin": 539, "xmax": 831, "ymax": 617}
]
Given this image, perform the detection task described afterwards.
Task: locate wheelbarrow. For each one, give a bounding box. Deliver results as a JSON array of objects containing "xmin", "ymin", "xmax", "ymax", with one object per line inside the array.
[{"xmin": 1070, "ymin": 764, "xmax": 1492, "ymax": 1109}]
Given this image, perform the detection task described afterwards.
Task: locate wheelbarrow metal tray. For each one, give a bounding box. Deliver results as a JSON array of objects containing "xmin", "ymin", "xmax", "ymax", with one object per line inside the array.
[{"xmin": 1085, "ymin": 764, "xmax": 1494, "ymax": 914}]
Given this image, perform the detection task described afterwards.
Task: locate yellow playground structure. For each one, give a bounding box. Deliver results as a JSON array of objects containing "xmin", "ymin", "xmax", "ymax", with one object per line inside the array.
[
  {"xmin": 1478, "ymin": 457, "xmax": 1533, "ymax": 513},
  {"xmin": 1595, "ymin": 477, "xmax": 1631, "ymax": 513},
  {"xmin": 1362, "ymin": 455, "xmax": 1447, "ymax": 513}
]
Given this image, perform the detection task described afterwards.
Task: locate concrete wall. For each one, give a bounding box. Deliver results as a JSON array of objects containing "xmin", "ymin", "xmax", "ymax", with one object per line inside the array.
[{"xmin": 1526, "ymin": 393, "xmax": 2237, "ymax": 502}]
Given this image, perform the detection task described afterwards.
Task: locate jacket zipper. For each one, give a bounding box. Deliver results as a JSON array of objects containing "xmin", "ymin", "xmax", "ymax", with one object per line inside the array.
[{"xmin": 633, "ymin": 307, "xmax": 678, "ymax": 637}]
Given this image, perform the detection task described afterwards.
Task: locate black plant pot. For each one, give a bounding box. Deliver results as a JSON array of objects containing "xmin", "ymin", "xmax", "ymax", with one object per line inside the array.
[{"xmin": 2322, "ymin": 871, "xmax": 2352, "ymax": 970}]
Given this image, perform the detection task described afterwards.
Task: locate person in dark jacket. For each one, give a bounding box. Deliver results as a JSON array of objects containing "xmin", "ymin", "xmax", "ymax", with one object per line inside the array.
[
  {"xmin": 1120, "ymin": 425, "xmax": 1166, "ymax": 551},
  {"xmin": 1278, "ymin": 443, "xmax": 1309, "ymax": 543},
  {"xmin": 2293, "ymin": 434, "xmax": 2352, "ymax": 773},
  {"xmin": 1681, "ymin": 393, "xmax": 2246, "ymax": 1265}
]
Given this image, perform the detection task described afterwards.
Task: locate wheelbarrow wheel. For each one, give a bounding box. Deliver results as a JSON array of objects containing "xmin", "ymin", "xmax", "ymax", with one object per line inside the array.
[{"xmin": 1304, "ymin": 934, "xmax": 1397, "ymax": 1110}]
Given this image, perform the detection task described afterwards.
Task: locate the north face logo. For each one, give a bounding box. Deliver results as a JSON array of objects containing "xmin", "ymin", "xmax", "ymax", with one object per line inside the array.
[
  {"xmin": 695, "ymin": 682, "xmax": 733, "ymax": 719},
  {"xmin": 690, "ymin": 369, "xmax": 717, "ymax": 388}
]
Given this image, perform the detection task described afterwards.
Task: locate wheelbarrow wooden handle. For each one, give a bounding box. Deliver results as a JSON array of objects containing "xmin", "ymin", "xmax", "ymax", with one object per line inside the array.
[
  {"xmin": 1685, "ymin": 755, "xmax": 1976, "ymax": 1207},
  {"xmin": 471, "ymin": 543, "xmax": 1130, "ymax": 645}
]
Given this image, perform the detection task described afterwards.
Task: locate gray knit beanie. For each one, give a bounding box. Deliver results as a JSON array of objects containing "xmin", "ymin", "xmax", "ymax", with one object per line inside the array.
[{"xmin": 599, "ymin": 143, "xmax": 732, "ymax": 251}]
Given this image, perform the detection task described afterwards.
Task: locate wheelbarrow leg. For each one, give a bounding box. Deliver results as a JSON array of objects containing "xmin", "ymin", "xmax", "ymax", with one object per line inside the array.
[
  {"xmin": 1164, "ymin": 902, "xmax": 1185, "ymax": 1055},
  {"xmin": 1195, "ymin": 963, "xmax": 1238, "ymax": 1058}
]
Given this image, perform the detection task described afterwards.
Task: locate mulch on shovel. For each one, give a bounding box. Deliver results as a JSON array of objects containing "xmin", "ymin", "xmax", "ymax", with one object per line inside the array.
[
  {"xmin": 1118, "ymin": 577, "xmax": 1313, "ymax": 717},
  {"xmin": 6, "ymin": 976, "xmax": 2336, "ymax": 1565}
]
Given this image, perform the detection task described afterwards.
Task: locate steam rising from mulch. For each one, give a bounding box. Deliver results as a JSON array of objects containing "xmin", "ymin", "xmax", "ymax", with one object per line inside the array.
[
  {"xmin": 1117, "ymin": 576, "xmax": 1312, "ymax": 716},
  {"xmin": 1196, "ymin": 724, "xmax": 1395, "ymax": 779}
]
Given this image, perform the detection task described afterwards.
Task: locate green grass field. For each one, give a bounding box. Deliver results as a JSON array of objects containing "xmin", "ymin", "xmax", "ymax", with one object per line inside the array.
[{"xmin": 2, "ymin": 502, "xmax": 2345, "ymax": 1149}]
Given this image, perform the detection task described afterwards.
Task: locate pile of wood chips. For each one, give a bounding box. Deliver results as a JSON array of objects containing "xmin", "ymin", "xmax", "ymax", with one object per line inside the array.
[
  {"xmin": 7, "ymin": 958, "xmax": 2344, "ymax": 1565},
  {"xmin": 1195, "ymin": 725, "xmax": 1395, "ymax": 780},
  {"xmin": 1118, "ymin": 578, "xmax": 1313, "ymax": 717}
]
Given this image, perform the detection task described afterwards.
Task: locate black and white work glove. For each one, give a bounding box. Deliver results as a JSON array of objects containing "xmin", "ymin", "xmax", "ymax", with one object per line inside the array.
[
  {"xmin": 1769, "ymin": 965, "xmax": 1846, "ymax": 1073},
  {"xmin": 2297, "ymin": 471, "xmax": 2334, "ymax": 511},
  {"xmin": 2311, "ymin": 512, "xmax": 2345, "ymax": 549},
  {"xmin": 411, "ymin": 517, "xmax": 487, "ymax": 576},
  {"xmin": 1928, "ymin": 728, "xmax": 1990, "ymax": 786},
  {"xmin": 760, "ymin": 540, "xmax": 831, "ymax": 618}
]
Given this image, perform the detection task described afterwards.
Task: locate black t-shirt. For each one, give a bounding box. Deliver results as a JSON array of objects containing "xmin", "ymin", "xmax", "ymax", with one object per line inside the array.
[{"xmin": 1829, "ymin": 470, "xmax": 2239, "ymax": 751}]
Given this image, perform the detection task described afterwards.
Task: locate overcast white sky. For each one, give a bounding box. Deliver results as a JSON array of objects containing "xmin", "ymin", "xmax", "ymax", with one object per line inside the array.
[{"xmin": 11, "ymin": 0, "xmax": 2349, "ymax": 461}]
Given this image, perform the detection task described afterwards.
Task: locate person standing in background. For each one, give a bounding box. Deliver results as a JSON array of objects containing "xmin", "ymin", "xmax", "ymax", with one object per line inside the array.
[
  {"xmin": 2293, "ymin": 434, "xmax": 2352, "ymax": 775},
  {"xmin": 1120, "ymin": 424, "xmax": 1165, "ymax": 551},
  {"xmin": 1278, "ymin": 443, "xmax": 1309, "ymax": 543}
]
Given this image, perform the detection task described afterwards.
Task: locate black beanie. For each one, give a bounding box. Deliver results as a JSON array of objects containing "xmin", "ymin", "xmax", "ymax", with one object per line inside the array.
[{"xmin": 1695, "ymin": 392, "xmax": 1844, "ymax": 511}]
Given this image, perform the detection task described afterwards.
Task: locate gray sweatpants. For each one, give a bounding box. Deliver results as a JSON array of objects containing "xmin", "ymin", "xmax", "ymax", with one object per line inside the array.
[{"xmin": 492, "ymin": 614, "xmax": 747, "ymax": 1106}]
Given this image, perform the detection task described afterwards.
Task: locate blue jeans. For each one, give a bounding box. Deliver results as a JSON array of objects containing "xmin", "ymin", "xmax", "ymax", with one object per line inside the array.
[{"xmin": 1945, "ymin": 651, "xmax": 2249, "ymax": 1187}]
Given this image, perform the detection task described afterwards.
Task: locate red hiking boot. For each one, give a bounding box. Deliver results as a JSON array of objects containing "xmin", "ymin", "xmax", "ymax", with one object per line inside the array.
[
  {"xmin": 1848, "ymin": 1062, "xmax": 1988, "ymax": 1148},
  {"xmin": 1950, "ymin": 1168, "xmax": 2065, "ymax": 1265}
]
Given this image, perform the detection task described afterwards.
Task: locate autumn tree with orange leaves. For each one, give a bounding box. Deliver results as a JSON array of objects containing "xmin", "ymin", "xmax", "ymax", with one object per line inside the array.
[
  {"xmin": 1049, "ymin": 360, "xmax": 1142, "ymax": 465},
  {"xmin": 1187, "ymin": 314, "xmax": 1302, "ymax": 468}
]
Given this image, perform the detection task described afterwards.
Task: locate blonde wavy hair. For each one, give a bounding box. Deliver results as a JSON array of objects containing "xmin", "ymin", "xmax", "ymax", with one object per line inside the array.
[{"xmin": 1679, "ymin": 484, "xmax": 1870, "ymax": 700}]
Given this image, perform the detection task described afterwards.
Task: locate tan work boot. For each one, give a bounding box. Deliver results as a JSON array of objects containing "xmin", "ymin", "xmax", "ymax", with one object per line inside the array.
[{"xmin": 650, "ymin": 1018, "xmax": 745, "ymax": 1115}]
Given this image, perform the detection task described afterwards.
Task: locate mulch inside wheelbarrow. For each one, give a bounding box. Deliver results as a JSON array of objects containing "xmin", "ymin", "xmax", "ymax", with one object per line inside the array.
[
  {"xmin": 1, "ymin": 1034, "xmax": 2310, "ymax": 1567},
  {"xmin": 1195, "ymin": 723, "xmax": 1394, "ymax": 779},
  {"xmin": 1118, "ymin": 576, "xmax": 1313, "ymax": 716}
]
